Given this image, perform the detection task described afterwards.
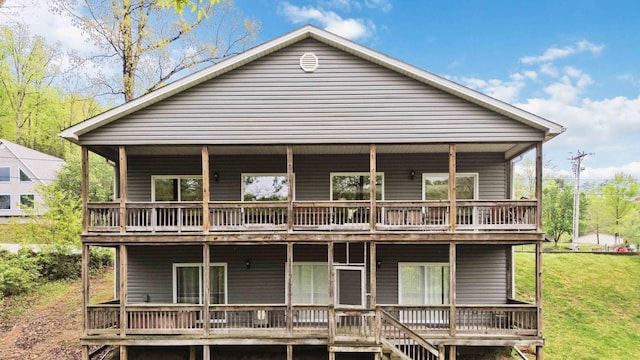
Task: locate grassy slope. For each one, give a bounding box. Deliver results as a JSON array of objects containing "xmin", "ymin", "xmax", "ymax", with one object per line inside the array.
[{"xmin": 515, "ymin": 253, "xmax": 640, "ymax": 360}]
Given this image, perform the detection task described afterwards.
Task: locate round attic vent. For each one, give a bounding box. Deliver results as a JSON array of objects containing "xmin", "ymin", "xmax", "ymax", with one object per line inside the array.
[{"xmin": 299, "ymin": 52, "xmax": 319, "ymax": 72}]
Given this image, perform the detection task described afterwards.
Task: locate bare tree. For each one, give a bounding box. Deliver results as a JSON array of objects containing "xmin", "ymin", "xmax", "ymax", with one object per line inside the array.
[{"xmin": 51, "ymin": 0, "xmax": 259, "ymax": 102}]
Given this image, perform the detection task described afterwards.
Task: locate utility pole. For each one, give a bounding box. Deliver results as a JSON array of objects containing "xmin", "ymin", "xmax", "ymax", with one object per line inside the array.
[{"xmin": 570, "ymin": 150, "xmax": 591, "ymax": 251}]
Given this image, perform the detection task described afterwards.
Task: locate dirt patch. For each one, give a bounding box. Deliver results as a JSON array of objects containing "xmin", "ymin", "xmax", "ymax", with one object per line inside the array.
[{"xmin": 0, "ymin": 271, "xmax": 113, "ymax": 360}]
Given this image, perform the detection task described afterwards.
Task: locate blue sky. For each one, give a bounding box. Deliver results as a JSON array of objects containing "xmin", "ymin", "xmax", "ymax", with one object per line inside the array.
[{"xmin": 2, "ymin": 0, "xmax": 639, "ymax": 183}]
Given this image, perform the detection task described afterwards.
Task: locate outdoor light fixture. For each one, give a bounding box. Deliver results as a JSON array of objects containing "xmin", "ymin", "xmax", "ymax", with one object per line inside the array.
[
  {"xmin": 213, "ymin": 172, "xmax": 219, "ymax": 182},
  {"xmin": 376, "ymin": 259, "xmax": 382, "ymax": 269},
  {"xmin": 410, "ymin": 170, "xmax": 416, "ymax": 180},
  {"xmin": 245, "ymin": 259, "xmax": 251, "ymax": 269}
]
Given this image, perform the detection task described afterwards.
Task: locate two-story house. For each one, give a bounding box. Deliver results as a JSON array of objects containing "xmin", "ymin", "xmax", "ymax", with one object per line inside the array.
[
  {"xmin": 61, "ymin": 26, "xmax": 563, "ymax": 360},
  {"xmin": 0, "ymin": 139, "xmax": 66, "ymax": 224}
]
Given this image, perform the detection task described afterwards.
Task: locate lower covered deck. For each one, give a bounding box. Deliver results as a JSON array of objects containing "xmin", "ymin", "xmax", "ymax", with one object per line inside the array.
[
  {"xmin": 82, "ymin": 304, "xmax": 542, "ymax": 360},
  {"xmin": 81, "ymin": 241, "xmax": 543, "ymax": 359}
]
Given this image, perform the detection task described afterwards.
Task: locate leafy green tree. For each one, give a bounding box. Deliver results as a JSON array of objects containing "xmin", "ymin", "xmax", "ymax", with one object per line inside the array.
[
  {"xmin": 598, "ymin": 173, "xmax": 639, "ymax": 243},
  {"xmin": 52, "ymin": 0, "xmax": 260, "ymax": 102},
  {"xmin": 158, "ymin": 0, "xmax": 219, "ymax": 18},
  {"xmin": 542, "ymin": 178, "xmax": 575, "ymax": 247},
  {"xmin": 0, "ymin": 24, "xmax": 60, "ymax": 146},
  {"xmin": 55, "ymin": 149, "xmax": 114, "ymax": 202},
  {"xmin": 12, "ymin": 184, "xmax": 82, "ymax": 247}
]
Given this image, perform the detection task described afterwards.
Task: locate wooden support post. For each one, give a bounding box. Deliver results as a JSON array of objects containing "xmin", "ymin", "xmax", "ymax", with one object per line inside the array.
[
  {"xmin": 507, "ymin": 246, "xmax": 514, "ymax": 299},
  {"xmin": 203, "ymin": 345, "xmax": 210, "ymax": 360},
  {"xmin": 82, "ymin": 345, "xmax": 89, "ymax": 360},
  {"xmin": 82, "ymin": 244, "xmax": 90, "ymax": 336},
  {"xmin": 189, "ymin": 346, "xmax": 196, "ymax": 360},
  {"xmin": 287, "ymin": 145, "xmax": 294, "ymax": 232},
  {"xmin": 202, "ymin": 146, "xmax": 210, "ymax": 233},
  {"xmin": 449, "ymin": 242, "xmax": 457, "ymax": 337},
  {"xmin": 119, "ymin": 146, "xmax": 127, "ymax": 233},
  {"xmin": 286, "ymin": 242, "xmax": 293, "ymax": 333},
  {"xmin": 287, "ymin": 344, "xmax": 293, "ymax": 360},
  {"xmin": 81, "ymin": 146, "xmax": 89, "ymax": 234},
  {"xmin": 119, "ymin": 244, "xmax": 128, "ymax": 337},
  {"xmin": 536, "ymin": 240, "xmax": 543, "ymax": 336},
  {"xmin": 536, "ymin": 345, "xmax": 544, "ymax": 360},
  {"xmin": 329, "ymin": 351, "xmax": 336, "ymax": 360},
  {"xmin": 448, "ymin": 345, "xmax": 456, "ymax": 360},
  {"xmin": 449, "ymin": 144, "xmax": 457, "ymax": 231},
  {"xmin": 203, "ymin": 244, "xmax": 210, "ymax": 336},
  {"xmin": 370, "ymin": 242, "xmax": 376, "ymax": 307},
  {"xmin": 328, "ymin": 242, "xmax": 335, "ymax": 343},
  {"xmin": 535, "ymin": 142, "xmax": 543, "ymax": 232},
  {"xmin": 438, "ymin": 344, "xmax": 445, "ymax": 360},
  {"xmin": 369, "ymin": 144, "xmax": 377, "ymax": 231},
  {"xmin": 120, "ymin": 345, "xmax": 127, "ymax": 360}
]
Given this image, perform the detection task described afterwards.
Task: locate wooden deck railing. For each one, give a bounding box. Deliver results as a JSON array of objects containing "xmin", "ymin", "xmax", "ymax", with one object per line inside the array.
[
  {"xmin": 86, "ymin": 200, "xmax": 538, "ymax": 234},
  {"xmin": 85, "ymin": 303, "xmax": 538, "ymax": 338}
]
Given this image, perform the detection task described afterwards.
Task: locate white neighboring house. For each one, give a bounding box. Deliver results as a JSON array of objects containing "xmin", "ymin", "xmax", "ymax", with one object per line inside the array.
[
  {"xmin": 576, "ymin": 233, "xmax": 623, "ymax": 246},
  {"xmin": 0, "ymin": 139, "xmax": 66, "ymax": 224}
]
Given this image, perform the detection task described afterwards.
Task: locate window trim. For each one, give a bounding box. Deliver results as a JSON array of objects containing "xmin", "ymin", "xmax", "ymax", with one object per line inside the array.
[
  {"xmin": 172, "ymin": 262, "xmax": 227, "ymax": 304},
  {"xmin": 329, "ymin": 172, "xmax": 385, "ymax": 201},
  {"xmin": 0, "ymin": 194, "xmax": 11, "ymax": 210},
  {"xmin": 19, "ymin": 193, "xmax": 35, "ymax": 209},
  {"xmin": 288, "ymin": 261, "xmax": 329, "ymax": 305},
  {"xmin": 422, "ymin": 173, "xmax": 479, "ymax": 201},
  {"xmin": 0, "ymin": 167, "xmax": 10, "ymax": 183},
  {"xmin": 151, "ymin": 175, "xmax": 203, "ymax": 202},
  {"xmin": 240, "ymin": 172, "xmax": 294, "ymax": 202},
  {"xmin": 398, "ymin": 262, "xmax": 450, "ymax": 305},
  {"xmin": 19, "ymin": 168, "xmax": 33, "ymax": 183}
]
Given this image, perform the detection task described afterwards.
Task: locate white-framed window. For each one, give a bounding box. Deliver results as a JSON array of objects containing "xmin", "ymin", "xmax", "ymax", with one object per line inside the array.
[
  {"xmin": 330, "ymin": 172, "xmax": 384, "ymax": 201},
  {"xmin": 19, "ymin": 168, "xmax": 32, "ymax": 182},
  {"xmin": 423, "ymin": 173, "xmax": 478, "ymax": 200},
  {"xmin": 20, "ymin": 194, "xmax": 35, "ymax": 209},
  {"xmin": 398, "ymin": 262, "xmax": 450, "ymax": 305},
  {"xmin": 172, "ymin": 263, "xmax": 227, "ymax": 304},
  {"xmin": 0, "ymin": 194, "xmax": 10, "ymax": 210},
  {"xmin": 152, "ymin": 175, "xmax": 203, "ymax": 202},
  {"xmin": 0, "ymin": 167, "xmax": 10, "ymax": 183},
  {"xmin": 291, "ymin": 262, "xmax": 329, "ymax": 305},
  {"xmin": 241, "ymin": 173, "xmax": 292, "ymax": 201}
]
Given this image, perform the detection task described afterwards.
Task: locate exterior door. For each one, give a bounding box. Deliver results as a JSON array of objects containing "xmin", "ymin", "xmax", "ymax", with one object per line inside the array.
[{"xmin": 334, "ymin": 266, "xmax": 366, "ymax": 308}]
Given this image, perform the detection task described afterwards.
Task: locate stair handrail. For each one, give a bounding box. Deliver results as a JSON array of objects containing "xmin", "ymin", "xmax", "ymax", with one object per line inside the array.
[{"xmin": 378, "ymin": 308, "xmax": 440, "ymax": 358}]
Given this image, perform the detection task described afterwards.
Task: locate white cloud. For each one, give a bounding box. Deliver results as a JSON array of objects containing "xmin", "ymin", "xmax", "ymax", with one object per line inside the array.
[
  {"xmin": 520, "ymin": 40, "xmax": 604, "ymax": 65},
  {"xmin": 280, "ymin": 2, "xmax": 374, "ymax": 40},
  {"xmin": 0, "ymin": 0, "xmax": 91, "ymax": 56},
  {"xmin": 459, "ymin": 72, "xmax": 529, "ymax": 103},
  {"xmin": 364, "ymin": 0, "xmax": 392, "ymax": 12},
  {"xmin": 319, "ymin": 0, "xmax": 361, "ymax": 11},
  {"xmin": 581, "ymin": 163, "xmax": 640, "ymax": 182}
]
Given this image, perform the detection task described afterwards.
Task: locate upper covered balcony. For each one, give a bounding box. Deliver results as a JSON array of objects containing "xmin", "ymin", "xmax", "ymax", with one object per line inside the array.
[{"xmin": 80, "ymin": 142, "xmax": 544, "ymax": 240}]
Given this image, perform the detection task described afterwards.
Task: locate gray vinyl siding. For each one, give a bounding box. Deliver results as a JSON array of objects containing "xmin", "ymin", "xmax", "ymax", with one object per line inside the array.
[
  {"xmin": 376, "ymin": 244, "xmax": 507, "ymax": 305},
  {"xmin": 456, "ymin": 245, "xmax": 508, "ymax": 304},
  {"xmin": 127, "ymin": 244, "xmax": 332, "ymax": 304},
  {"xmin": 127, "ymin": 153, "xmax": 507, "ymax": 201},
  {"xmin": 127, "ymin": 245, "xmax": 287, "ymax": 304},
  {"xmin": 80, "ymin": 39, "xmax": 544, "ymax": 145}
]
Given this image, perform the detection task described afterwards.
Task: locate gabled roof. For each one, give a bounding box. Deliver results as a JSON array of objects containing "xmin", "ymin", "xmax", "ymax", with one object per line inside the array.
[
  {"xmin": 60, "ymin": 25, "xmax": 565, "ymax": 143},
  {"xmin": 0, "ymin": 139, "xmax": 66, "ymax": 185}
]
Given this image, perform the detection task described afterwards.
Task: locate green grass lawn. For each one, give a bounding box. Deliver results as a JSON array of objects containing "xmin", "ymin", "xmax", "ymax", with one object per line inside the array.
[{"xmin": 515, "ymin": 252, "xmax": 640, "ymax": 359}]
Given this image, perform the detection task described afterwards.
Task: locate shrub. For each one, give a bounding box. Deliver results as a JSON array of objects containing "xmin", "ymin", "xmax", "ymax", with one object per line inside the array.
[
  {"xmin": 36, "ymin": 251, "xmax": 81, "ymax": 281},
  {"xmin": 0, "ymin": 250, "xmax": 40, "ymax": 296},
  {"xmin": 89, "ymin": 249, "xmax": 114, "ymax": 273}
]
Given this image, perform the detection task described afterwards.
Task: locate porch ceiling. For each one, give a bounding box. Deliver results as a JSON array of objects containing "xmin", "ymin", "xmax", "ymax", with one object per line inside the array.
[{"xmin": 92, "ymin": 143, "xmax": 531, "ymax": 160}]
